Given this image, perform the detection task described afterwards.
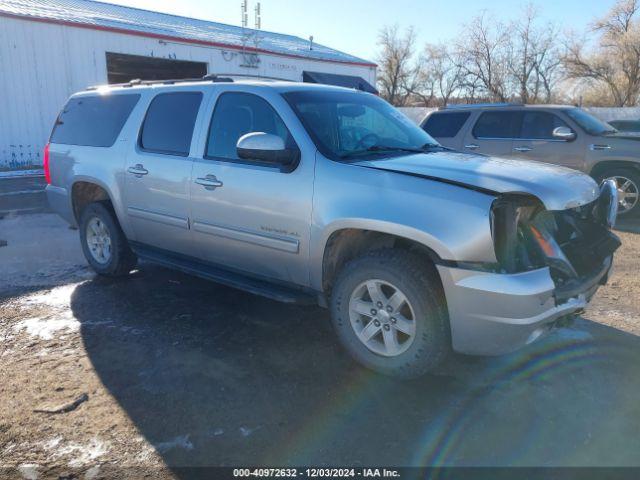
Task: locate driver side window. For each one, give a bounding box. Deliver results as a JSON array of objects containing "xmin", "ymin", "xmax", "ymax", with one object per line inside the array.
[{"xmin": 206, "ymin": 92, "xmax": 293, "ymax": 160}]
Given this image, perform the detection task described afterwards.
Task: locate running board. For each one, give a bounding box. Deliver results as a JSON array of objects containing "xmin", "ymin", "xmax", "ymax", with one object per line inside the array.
[{"xmin": 130, "ymin": 243, "xmax": 317, "ymax": 305}]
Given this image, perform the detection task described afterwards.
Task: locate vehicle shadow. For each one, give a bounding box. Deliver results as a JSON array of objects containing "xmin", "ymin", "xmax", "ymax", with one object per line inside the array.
[{"xmin": 70, "ymin": 264, "xmax": 640, "ymax": 472}]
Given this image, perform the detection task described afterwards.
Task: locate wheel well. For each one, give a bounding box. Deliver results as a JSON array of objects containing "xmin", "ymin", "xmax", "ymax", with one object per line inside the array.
[
  {"xmin": 71, "ymin": 182, "xmax": 111, "ymax": 221},
  {"xmin": 322, "ymin": 229, "xmax": 441, "ymax": 295},
  {"xmin": 590, "ymin": 161, "xmax": 640, "ymax": 180}
]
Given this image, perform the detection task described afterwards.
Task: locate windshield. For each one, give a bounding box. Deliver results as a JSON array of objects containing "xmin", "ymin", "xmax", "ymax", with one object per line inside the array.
[
  {"xmin": 282, "ymin": 90, "xmax": 438, "ymax": 160},
  {"xmin": 564, "ymin": 107, "xmax": 617, "ymax": 136}
]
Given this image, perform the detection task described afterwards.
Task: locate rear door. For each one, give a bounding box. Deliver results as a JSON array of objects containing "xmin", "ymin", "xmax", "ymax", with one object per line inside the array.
[
  {"xmin": 510, "ymin": 110, "xmax": 584, "ymax": 169},
  {"xmin": 461, "ymin": 110, "xmax": 519, "ymax": 156},
  {"xmin": 124, "ymin": 90, "xmax": 206, "ymax": 256},
  {"xmin": 420, "ymin": 111, "xmax": 471, "ymax": 149}
]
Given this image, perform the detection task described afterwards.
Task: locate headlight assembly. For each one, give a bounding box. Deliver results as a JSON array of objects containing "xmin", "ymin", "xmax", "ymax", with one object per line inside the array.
[{"xmin": 490, "ymin": 194, "xmax": 544, "ymax": 273}]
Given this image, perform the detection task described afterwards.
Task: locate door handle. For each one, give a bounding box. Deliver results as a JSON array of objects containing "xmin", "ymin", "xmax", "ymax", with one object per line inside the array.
[
  {"xmin": 464, "ymin": 144, "xmax": 479, "ymax": 150},
  {"xmin": 514, "ymin": 146, "xmax": 532, "ymax": 152},
  {"xmin": 590, "ymin": 144, "xmax": 612, "ymax": 151},
  {"xmin": 195, "ymin": 174, "xmax": 223, "ymax": 190},
  {"xmin": 127, "ymin": 164, "xmax": 148, "ymax": 176}
]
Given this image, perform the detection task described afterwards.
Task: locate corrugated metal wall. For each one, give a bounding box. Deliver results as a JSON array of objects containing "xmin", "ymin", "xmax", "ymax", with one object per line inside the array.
[{"xmin": 0, "ymin": 15, "xmax": 376, "ymax": 169}]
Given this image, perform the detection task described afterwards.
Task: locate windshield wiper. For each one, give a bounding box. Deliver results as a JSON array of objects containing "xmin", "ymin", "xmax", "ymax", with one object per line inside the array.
[
  {"xmin": 340, "ymin": 144, "xmax": 441, "ymax": 159},
  {"xmin": 421, "ymin": 142, "xmax": 447, "ymax": 151},
  {"xmin": 367, "ymin": 145, "xmax": 426, "ymax": 154}
]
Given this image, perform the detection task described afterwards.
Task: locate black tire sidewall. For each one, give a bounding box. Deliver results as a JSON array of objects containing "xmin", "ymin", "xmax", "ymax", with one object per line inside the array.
[
  {"xmin": 330, "ymin": 251, "xmax": 449, "ymax": 378},
  {"xmin": 79, "ymin": 202, "xmax": 133, "ymax": 276}
]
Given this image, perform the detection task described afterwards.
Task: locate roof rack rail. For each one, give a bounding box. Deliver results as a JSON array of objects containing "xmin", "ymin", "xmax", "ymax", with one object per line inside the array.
[
  {"xmin": 86, "ymin": 74, "xmax": 235, "ymax": 91},
  {"xmin": 443, "ymin": 102, "xmax": 524, "ymax": 109}
]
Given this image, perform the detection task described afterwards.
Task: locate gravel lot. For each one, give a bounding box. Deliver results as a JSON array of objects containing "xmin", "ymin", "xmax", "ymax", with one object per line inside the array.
[{"xmin": 1, "ymin": 213, "xmax": 639, "ymax": 478}]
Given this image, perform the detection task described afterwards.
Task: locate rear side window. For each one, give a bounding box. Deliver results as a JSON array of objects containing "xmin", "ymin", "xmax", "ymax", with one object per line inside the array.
[
  {"xmin": 206, "ymin": 92, "xmax": 294, "ymax": 160},
  {"xmin": 519, "ymin": 111, "xmax": 570, "ymax": 139},
  {"xmin": 50, "ymin": 94, "xmax": 140, "ymax": 147},
  {"xmin": 472, "ymin": 111, "xmax": 520, "ymax": 139},
  {"xmin": 421, "ymin": 112, "xmax": 470, "ymax": 138},
  {"xmin": 140, "ymin": 92, "xmax": 203, "ymax": 156}
]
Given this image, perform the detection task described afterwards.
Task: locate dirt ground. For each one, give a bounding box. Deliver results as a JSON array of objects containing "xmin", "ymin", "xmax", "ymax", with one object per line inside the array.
[{"xmin": 1, "ymin": 213, "xmax": 639, "ymax": 479}]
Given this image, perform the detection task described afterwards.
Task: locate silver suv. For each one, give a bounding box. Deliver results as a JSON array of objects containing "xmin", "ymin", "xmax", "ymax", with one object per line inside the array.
[
  {"xmin": 421, "ymin": 103, "xmax": 640, "ymax": 216},
  {"xmin": 45, "ymin": 79, "xmax": 620, "ymax": 378}
]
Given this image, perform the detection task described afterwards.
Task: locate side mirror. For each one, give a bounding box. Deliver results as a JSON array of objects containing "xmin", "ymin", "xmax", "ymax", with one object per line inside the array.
[
  {"xmin": 236, "ymin": 132, "xmax": 299, "ymax": 172},
  {"xmin": 552, "ymin": 126, "xmax": 576, "ymax": 141}
]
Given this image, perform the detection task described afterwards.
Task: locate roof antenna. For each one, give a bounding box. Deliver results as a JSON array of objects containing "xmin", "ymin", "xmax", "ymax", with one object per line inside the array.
[{"xmin": 309, "ymin": 35, "xmax": 314, "ymax": 51}]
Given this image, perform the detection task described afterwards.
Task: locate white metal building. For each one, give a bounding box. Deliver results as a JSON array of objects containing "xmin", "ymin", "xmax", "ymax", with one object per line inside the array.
[{"xmin": 0, "ymin": 0, "xmax": 377, "ymax": 169}]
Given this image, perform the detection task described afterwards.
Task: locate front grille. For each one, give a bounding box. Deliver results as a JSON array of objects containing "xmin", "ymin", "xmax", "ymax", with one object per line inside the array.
[{"xmin": 548, "ymin": 202, "xmax": 621, "ymax": 280}]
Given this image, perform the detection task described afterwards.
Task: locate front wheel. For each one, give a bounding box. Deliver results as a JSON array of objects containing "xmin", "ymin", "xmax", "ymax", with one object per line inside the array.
[
  {"xmin": 79, "ymin": 202, "xmax": 137, "ymax": 276},
  {"xmin": 596, "ymin": 168, "xmax": 640, "ymax": 217},
  {"xmin": 330, "ymin": 249, "xmax": 450, "ymax": 379}
]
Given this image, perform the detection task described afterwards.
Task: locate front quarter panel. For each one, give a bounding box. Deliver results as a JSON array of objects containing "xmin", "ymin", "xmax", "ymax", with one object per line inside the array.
[{"xmin": 309, "ymin": 154, "xmax": 497, "ymax": 291}]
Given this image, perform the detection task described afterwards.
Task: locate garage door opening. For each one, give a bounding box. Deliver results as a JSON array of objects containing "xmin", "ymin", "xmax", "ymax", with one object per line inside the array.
[{"xmin": 106, "ymin": 52, "xmax": 208, "ymax": 84}]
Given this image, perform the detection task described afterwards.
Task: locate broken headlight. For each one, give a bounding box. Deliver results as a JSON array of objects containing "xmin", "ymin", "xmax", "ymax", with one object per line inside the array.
[{"xmin": 490, "ymin": 195, "xmax": 545, "ymax": 273}]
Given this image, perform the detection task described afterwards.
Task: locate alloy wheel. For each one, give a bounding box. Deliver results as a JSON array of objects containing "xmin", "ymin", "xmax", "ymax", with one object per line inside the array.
[
  {"xmin": 348, "ymin": 279, "xmax": 417, "ymax": 357},
  {"xmin": 86, "ymin": 216, "xmax": 112, "ymax": 264},
  {"xmin": 607, "ymin": 175, "xmax": 639, "ymax": 214}
]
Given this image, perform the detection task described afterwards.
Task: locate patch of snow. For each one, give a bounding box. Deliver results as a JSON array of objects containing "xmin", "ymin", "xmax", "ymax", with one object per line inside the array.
[
  {"xmin": 154, "ymin": 434, "xmax": 194, "ymax": 453},
  {"xmin": 41, "ymin": 437, "xmax": 63, "ymax": 450},
  {"xmin": 239, "ymin": 425, "xmax": 262, "ymax": 437},
  {"xmin": 18, "ymin": 283, "xmax": 80, "ymax": 309},
  {"xmin": 84, "ymin": 465, "xmax": 101, "ymax": 479},
  {"xmin": 17, "ymin": 464, "xmax": 39, "ymax": 480},
  {"xmin": 57, "ymin": 438, "xmax": 109, "ymax": 467},
  {"xmin": 13, "ymin": 313, "xmax": 80, "ymax": 340}
]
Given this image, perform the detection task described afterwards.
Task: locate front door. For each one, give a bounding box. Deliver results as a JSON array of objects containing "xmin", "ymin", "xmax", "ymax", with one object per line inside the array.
[
  {"xmin": 125, "ymin": 90, "xmax": 204, "ymax": 256},
  {"xmin": 509, "ymin": 110, "xmax": 585, "ymax": 170},
  {"xmin": 190, "ymin": 90, "xmax": 315, "ymax": 286}
]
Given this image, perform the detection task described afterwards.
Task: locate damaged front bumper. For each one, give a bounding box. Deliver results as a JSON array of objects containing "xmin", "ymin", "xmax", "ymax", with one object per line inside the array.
[
  {"xmin": 441, "ymin": 179, "xmax": 621, "ymax": 356},
  {"xmin": 437, "ymin": 255, "xmax": 612, "ymax": 356}
]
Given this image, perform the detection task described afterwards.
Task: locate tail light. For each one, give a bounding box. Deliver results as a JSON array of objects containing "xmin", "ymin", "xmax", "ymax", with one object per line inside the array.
[{"xmin": 43, "ymin": 143, "xmax": 51, "ymax": 184}]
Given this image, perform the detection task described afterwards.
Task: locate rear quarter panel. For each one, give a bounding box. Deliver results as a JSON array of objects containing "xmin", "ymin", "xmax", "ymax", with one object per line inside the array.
[{"xmin": 48, "ymin": 90, "xmax": 150, "ymax": 237}]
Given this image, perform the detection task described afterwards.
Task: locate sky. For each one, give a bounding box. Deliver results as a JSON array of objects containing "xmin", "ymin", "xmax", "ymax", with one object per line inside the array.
[{"xmin": 104, "ymin": 0, "xmax": 614, "ymax": 62}]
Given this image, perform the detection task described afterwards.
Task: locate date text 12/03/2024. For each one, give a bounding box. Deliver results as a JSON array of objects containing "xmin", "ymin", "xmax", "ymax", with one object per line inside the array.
[{"xmin": 232, "ymin": 468, "xmax": 401, "ymax": 478}]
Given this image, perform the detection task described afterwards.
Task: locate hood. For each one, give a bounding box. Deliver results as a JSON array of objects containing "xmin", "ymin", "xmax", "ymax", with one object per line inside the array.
[{"xmin": 353, "ymin": 151, "xmax": 600, "ymax": 211}]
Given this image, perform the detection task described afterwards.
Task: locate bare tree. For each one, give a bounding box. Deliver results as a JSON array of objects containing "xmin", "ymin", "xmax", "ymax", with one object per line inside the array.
[
  {"xmin": 376, "ymin": 25, "xmax": 417, "ymax": 106},
  {"xmin": 403, "ymin": 66, "xmax": 436, "ymax": 107},
  {"xmin": 456, "ymin": 13, "xmax": 510, "ymax": 102},
  {"xmin": 417, "ymin": 44, "xmax": 464, "ymax": 106},
  {"xmin": 564, "ymin": 0, "xmax": 640, "ymax": 106},
  {"xmin": 507, "ymin": 4, "xmax": 560, "ymax": 103}
]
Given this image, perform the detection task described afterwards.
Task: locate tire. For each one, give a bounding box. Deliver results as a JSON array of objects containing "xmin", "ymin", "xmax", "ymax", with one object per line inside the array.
[
  {"xmin": 79, "ymin": 201, "xmax": 137, "ymax": 276},
  {"xmin": 330, "ymin": 249, "xmax": 450, "ymax": 379},
  {"xmin": 595, "ymin": 167, "xmax": 640, "ymax": 217}
]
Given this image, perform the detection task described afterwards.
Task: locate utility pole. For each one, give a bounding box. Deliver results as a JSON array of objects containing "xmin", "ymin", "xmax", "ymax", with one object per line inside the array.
[
  {"xmin": 254, "ymin": 2, "xmax": 261, "ymax": 30},
  {"xmin": 241, "ymin": 0, "xmax": 248, "ymax": 28}
]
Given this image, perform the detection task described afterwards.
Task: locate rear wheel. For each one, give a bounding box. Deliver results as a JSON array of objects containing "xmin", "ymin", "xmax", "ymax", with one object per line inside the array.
[
  {"xmin": 329, "ymin": 249, "xmax": 450, "ymax": 379},
  {"xmin": 596, "ymin": 167, "xmax": 640, "ymax": 217},
  {"xmin": 79, "ymin": 202, "xmax": 137, "ymax": 276}
]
